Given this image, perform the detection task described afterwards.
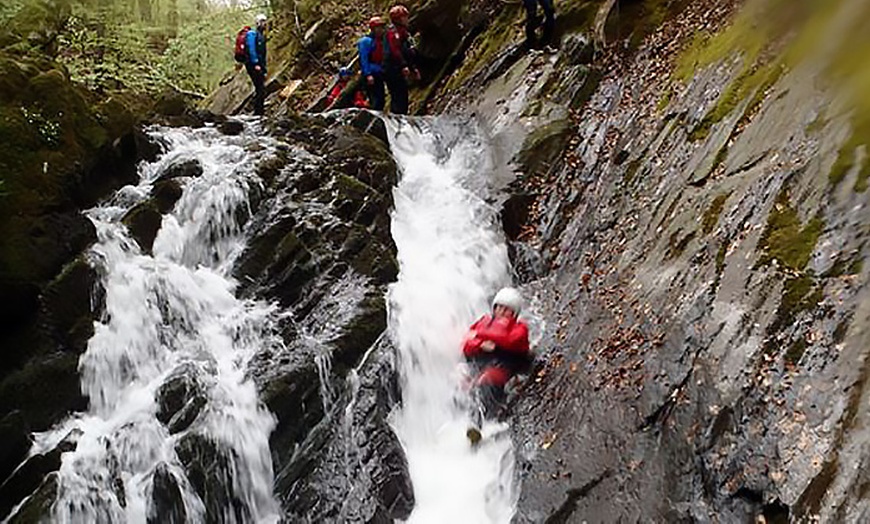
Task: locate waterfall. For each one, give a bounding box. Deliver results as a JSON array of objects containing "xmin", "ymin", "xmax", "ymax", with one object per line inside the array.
[
  {"xmin": 386, "ymin": 117, "xmax": 518, "ymax": 523},
  {"xmin": 23, "ymin": 122, "xmax": 282, "ymax": 523}
]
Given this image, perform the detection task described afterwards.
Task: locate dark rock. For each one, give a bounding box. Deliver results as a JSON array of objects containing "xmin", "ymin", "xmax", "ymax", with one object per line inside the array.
[
  {"xmin": 7, "ymin": 472, "xmax": 57, "ymax": 524},
  {"xmin": 0, "ymin": 352, "xmax": 87, "ymax": 432},
  {"xmin": 147, "ymin": 462, "xmax": 187, "ymax": 524},
  {"xmin": 155, "ymin": 364, "xmax": 208, "ymax": 434},
  {"xmin": 501, "ymin": 192, "xmax": 536, "ymax": 241},
  {"xmin": 40, "ymin": 256, "xmax": 104, "ymax": 355},
  {"xmin": 327, "ymin": 126, "xmax": 398, "ymax": 191},
  {"xmin": 331, "ymin": 293, "xmax": 388, "ymax": 371},
  {"xmin": 0, "ymin": 411, "xmax": 32, "ymax": 486},
  {"xmin": 175, "ymin": 434, "xmax": 248, "ymax": 523},
  {"xmin": 255, "ymin": 152, "xmax": 288, "ymax": 186},
  {"xmin": 218, "ymin": 119, "xmax": 245, "ymax": 136},
  {"xmin": 277, "ymin": 340, "xmax": 413, "ymax": 522},
  {"xmin": 122, "ymin": 202, "xmax": 162, "ymax": 254},
  {"xmin": 158, "ymin": 158, "xmax": 203, "ymax": 181},
  {"xmin": 0, "ymin": 428, "xmax": 79, "ymax": 521},
  {"xmin": 133, "ymin": 128, "xmax": 164, "ymax": 164},
  {"xmin": 73, "ymin": 132, "xmax": 141, "ymax": 209},
  {"xmin": 0, "ymin": 211, "xmax": 96, "ymax": 339},
  {"xmin": 260, "ymin": 356, "xmax": 324, "ymax": 467},
  {"xmin": 151, "ymin": 179, "xmax": 183, "ymax": 214}
]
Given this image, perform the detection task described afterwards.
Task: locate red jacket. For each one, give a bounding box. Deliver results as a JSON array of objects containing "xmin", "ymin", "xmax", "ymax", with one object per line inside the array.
[{"xmin": 462, "ymin": 314, "xmax": 530, "ymax": 387}]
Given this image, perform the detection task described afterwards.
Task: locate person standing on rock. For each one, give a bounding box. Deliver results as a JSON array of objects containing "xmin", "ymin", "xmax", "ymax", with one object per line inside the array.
[
  {"xmin": 523, "ymin": 0, "xmax": 556, "ymax": 50},
  {"xmin": 386, "ymin": 4, "xmax": 419, "ymax": 114},
  {"xmin": 358, "ymin": 16, "xmax": 389, "ymax": 111},
  {"xmin": 246, "ymin": 14, "xmax": 268, "ymax": 116},
  {"xmin": 462, "ymin": 287, "xmax": 532, "ymax": 443}
]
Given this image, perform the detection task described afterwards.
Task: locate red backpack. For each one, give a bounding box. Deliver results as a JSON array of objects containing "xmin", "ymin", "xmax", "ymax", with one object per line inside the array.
[{"xmin": 234, "ymin": 26, "xmax": 251, "ymax": 63}]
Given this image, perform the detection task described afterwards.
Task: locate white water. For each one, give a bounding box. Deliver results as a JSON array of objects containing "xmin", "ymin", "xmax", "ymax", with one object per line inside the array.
[
  {"xmin": 21, "ymin": 123, "xmax": 282, "ymax": 523},
  {"xmin": 387, "ymin": 118, "xmax": 518, "ymax": 523}
]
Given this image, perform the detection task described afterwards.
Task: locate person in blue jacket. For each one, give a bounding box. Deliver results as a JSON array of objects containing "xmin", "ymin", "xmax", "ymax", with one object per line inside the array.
[
  {"xmin": 357, "ymin": 16, "xmax": 388, "ymax": 111},
  {"xmin": 246, "ymin": 14, "xmax": 268, "ymax": 116}
]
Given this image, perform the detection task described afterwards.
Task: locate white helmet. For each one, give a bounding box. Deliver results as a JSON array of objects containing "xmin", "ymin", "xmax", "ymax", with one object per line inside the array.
[
  {"xmin": 492, "ymin": 287, "xmax": 523, "ymax": 315},
  {"xmin": 255, "ymin": 13, "xmax": 268, "ymax": 24}
]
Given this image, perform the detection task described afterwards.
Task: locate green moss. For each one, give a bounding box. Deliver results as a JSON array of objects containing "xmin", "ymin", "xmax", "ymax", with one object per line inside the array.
[
  {"xmin": 674, "ymin": 9, "xmax": 766, "ymax": 84},
  {"xmin": 666, "ymin": 229, "xmax": 696, "ymax": 260},
  {"xmin": 657, "ymin": 85, "xmax": 673, "ymax": 112},
  {"xmin": 829, "ymin": 125, "xmax": 870, "ymax": 189},
  {"xmin": 702, "ymin": 193, "xmax": 730, "ymax": 235},
  {"xmin": 766, "ymin": 274, "xmax": 823, "ymax": 357},
  {"xmin": 715, "ymin": 241, "xmax": 728, "ymax": 274},
  {"xmin": 785, "ymin": 337, "xmax": 807, "ymax": 366},
  {"xmin": 689, "ymin": 62, "xmax": 781, "ymax": 141},
  {"xmin": 805, "ymin": 112, "xmax": 827, "ymax": 134},
  {"xmin": 625, "ymin": 158, "xmax": 643, "ymax": 185},
  {"xmin": 759, "ymin": 190, "xmax": 824, "ymax": 271}
]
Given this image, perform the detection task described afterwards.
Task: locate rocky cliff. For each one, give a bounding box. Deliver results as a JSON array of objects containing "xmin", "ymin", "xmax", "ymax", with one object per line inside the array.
[{"xmin": 3, "ymin": 0, "xmax": 870, "ymax": 521}]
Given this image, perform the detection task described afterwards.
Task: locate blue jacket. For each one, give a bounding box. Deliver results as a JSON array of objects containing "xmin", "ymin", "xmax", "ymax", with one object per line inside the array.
[
  {"xmin": 357, "ymin": 34, "xmax": 384, "ymax": 76},
  {"xmin": 246, "ymin": 29, "xmax": 266, "ymax": 70}
]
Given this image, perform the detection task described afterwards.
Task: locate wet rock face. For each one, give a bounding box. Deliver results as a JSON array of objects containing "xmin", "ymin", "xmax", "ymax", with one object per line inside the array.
[
  {"xmin": 0, "ymin": 428, "xmax": 80, "ymax": 521},
  {"xmin": 230, "ymin": 112, "xmax": 412, "ymax": 517},
  {"xmin": 148, "ymin": 463, "xmax": 187, "ymax": 524},
  {"xmin": 275, "ymin": 339, "xmax": 414, "ymax": 522},
  {"xmin": 480, "ymin": 0, "xmax": 870, "ymax": 521},
  {"xmin": 176, "ymin": 434, "xmax": 249, "ymax": 522},
  {"xmin": 155, "ymin": 364, "xmax": 210, "ymax": 434}
]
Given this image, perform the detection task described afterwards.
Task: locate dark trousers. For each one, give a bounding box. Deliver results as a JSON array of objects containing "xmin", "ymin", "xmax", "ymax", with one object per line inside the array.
[
  {"xmin": 385, "ymin": 68, "xmax": 409, "ymax": 115},
  {"xmin": 366, "ymin": 74, "xmax": 386, "ymax": 111},
  {"xmin": 523, "ymin": 0, "xmax": 556, "ymax": 47},
  {"xmin": 245, "ymin": 64, "xmax": 266, "ymax": 116}
]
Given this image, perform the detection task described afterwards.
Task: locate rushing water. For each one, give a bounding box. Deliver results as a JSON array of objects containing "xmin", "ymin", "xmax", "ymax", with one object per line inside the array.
[
  {"xmin": 18, "ymin": 123, "xmax": 282, "ymax": 523},
  {"xmin": 387, "ymin": 118, "xmax": 518, "ymax": 523}
]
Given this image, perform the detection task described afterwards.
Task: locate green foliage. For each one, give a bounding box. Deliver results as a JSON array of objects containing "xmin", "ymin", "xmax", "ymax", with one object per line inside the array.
[
  {"xmin": 2, "ymin": 0, "xmax": 265, "ymax": 97},
  {"xmin": 158, "ymin": 7, "xmax": 254, "ymax": 94}
]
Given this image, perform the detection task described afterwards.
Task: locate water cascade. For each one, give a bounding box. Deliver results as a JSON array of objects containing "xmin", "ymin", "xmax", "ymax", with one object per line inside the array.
[
  {"xmin": 387, "ymin": 118, "xmax": 518, "ymax": 523},
  {"xmin": 19, "ymin": 123, "xmax": 282, "ymax": 523}
]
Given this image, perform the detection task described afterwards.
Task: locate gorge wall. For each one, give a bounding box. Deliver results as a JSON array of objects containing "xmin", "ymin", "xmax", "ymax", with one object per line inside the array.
[{"xmin": 3, "ymin": 0, "xmax": 870, "ymax": 522}]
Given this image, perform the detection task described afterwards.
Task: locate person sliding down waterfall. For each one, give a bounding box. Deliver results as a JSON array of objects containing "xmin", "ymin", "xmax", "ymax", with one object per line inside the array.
[{"xmin": 462, "ymin": 287, "xmax": 532, "ymax": 445}]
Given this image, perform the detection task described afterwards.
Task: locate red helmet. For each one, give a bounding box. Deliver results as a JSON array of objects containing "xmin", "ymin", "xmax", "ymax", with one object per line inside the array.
[
  {"xmin": 369, "ymin": 16, "xmax": 386, "ymax": 29},
  {"xmin": 389, "ymin": 5, "xmax": 409, "ymax": 22}
]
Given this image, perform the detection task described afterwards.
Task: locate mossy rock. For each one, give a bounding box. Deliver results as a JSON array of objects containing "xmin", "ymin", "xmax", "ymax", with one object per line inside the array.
[
  {"xmin": 331, "ymin": 292, "xmax": 388, "ymax": 372},
  {"xmin": 40, "ymin": 256, "xmax": 104, "ymax": 355},
  {"xmin": 151, "ymin": 179, "xmax": 183, "ymax": 214},
  {"xmin": 0, "ymin": 57, "xmax": 30, "ymax": 102},
  {"xmin": 157, "ymin": 159, "xmax": 203, "ymax": 182},
  {"xmin": 122, "ymin": 201, "xmax": 163, "ymax": 255},
  {"xmin": 515, "ymin": 118, "xmax": 572, "ymax": 177},
  {"xmin": 759, "ymin": 190, "xmax": 824, "ymax": 271},
  {"xmin": 334, "ymin": 174, "xmax": 374, "ymax": 221},
  {"xmin": 350, "ymin": 239, "xmax": 399, "ymax": 284},
  {"xmin": 0, "ymin": 352, "xmax": 87, "ymax": 432},
  {"xmin": 233, "ymin": 215, "xmax": 298, "ymax": 287},
  {"xmin": 0, "ymin": 211, "xmax": 96, "ymax": 309},
  {"xmin": 327, "ymin": 127, "xmax": 398, "ymax": 191}
]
